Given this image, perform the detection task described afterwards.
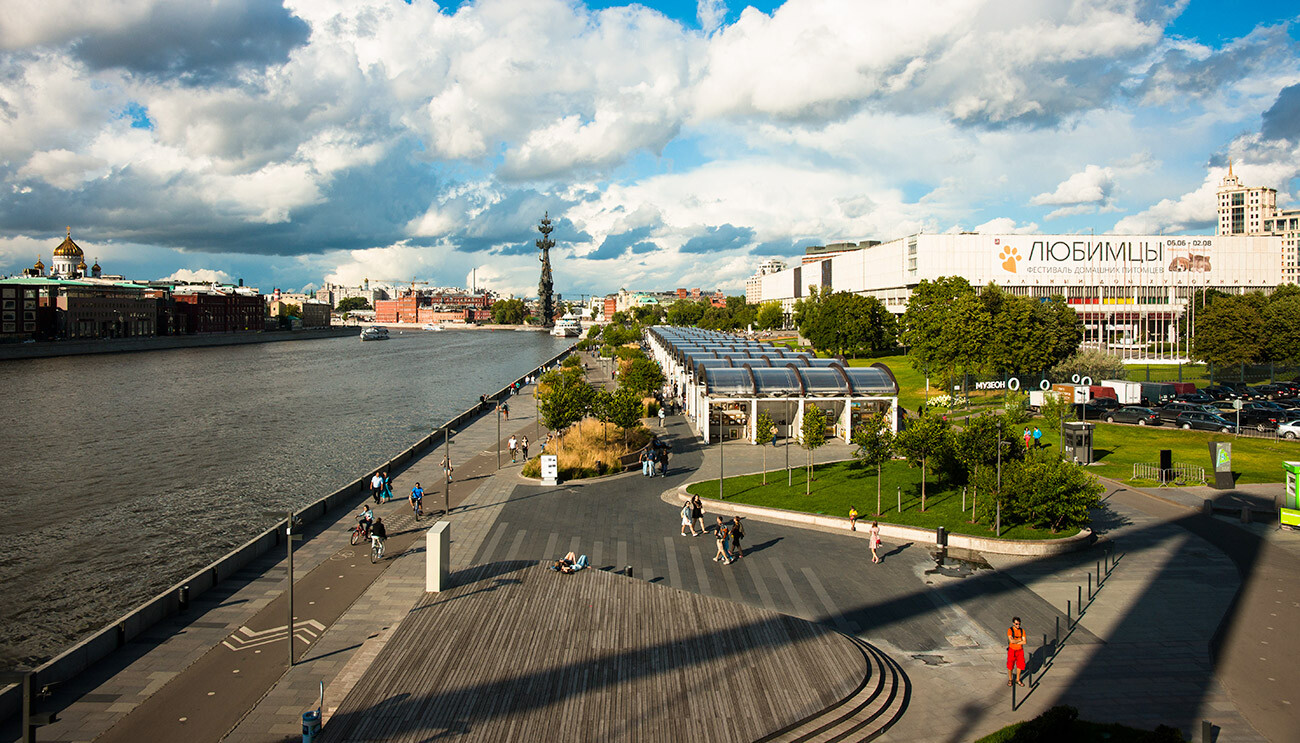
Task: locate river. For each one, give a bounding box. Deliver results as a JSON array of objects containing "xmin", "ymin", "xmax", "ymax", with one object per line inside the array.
[{"xmin": 0, "ymin": 329, "xmax": 572, "ymax": 667}]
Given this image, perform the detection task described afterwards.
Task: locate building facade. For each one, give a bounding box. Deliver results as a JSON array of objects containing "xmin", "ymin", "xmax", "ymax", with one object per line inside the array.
[{"xmin": 1218, "ymin": 165, "xmax": 1300, "ymax": 285}]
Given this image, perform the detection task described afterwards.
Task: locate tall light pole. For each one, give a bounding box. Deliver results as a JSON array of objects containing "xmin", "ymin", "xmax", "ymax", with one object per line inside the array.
[
  {"xmin": 996, "ymin": 421, "xmax": 1003, "ymax": 538},
  {"xmin": 263, "ymin": 509, "xmax": 300, "ymax": 666},
  {"xmin": 444, "ymin": 429, "xmax": 453, "ymax": 516},
  {"xmin": 496, "ymin": 401, "xmax": 501, "ymax": 469}
]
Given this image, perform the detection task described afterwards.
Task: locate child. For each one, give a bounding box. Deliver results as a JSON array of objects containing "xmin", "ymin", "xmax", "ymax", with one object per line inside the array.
[{"xmin": 849, "ymin": 506, "xmax": 858, "ymax": 531}]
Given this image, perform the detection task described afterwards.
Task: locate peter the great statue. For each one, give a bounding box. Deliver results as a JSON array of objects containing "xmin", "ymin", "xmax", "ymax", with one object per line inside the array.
[{"xmin": 536, "ymin": 213, "xmax": 555, "ymax": 328}]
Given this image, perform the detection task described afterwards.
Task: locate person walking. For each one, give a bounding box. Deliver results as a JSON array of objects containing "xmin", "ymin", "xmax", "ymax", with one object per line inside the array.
[
  {"xmin": 380, "ymin": 471, "xmax": 393, "ymax": 502},
  {"xmin": 1007, "ymin": 617, "xmax": 1027, "ymax": 687},
  {"xmin": 441, "ymin": 454, "xmax": 453, "ymax": 485},
  {"xmin": 502, "ymin": 402, "xmax": 510, "ymax": 421},
  {"xmin": 1032, "ymin": 427, "xmax": 1042, "ymax": 448},
  {"xmin": 713, "ymin": 520, "xmax": 732, "ymax": 564},
  {"xmin": 690, "ymin": 495, "xmax": 704, "ymax": 535},
  {"xmin": 680, "ymin": 501, "xmax": 697, "ymax": 536},
  {"xmin": 849, "ymin": 506, "xmax": 858, "ymax": 531},
  {"xmin": 521, "ymin": 435, "xmax": 530, "ymax": 460},
  {"xmin": 370, "ymin": 472, "xmax": 384, "ymax": 505},
  {"xmin": 1022, "ymin": 427, "xmax": 1031, "ymax": 450},
  {"xmin": 658, "ymin": 406, "xmax": 665, "ymax": 427},
  {"xmin": 658, "ymin": 446, "xmax": 669, "ymax": 477},
  {"xmin": 869, "ymin": 521, "xmax": 882, "ymax": 563},
  {"xmin": 640, "ymin": 448, "xmax": 651, "ymax": 476},
  {"xmin": 730, "ymin": 516, "xmax": 745, "ymax": 559},
  {"xmin": 508, "ymin": 434, "xmax": 518, "ymax": 464}
]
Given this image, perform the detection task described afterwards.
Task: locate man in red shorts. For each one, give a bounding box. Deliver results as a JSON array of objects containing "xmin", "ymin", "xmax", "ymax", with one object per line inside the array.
[{"xmin": 1006, "ymin": 617, "xmax": 1026, "ymax": 687}]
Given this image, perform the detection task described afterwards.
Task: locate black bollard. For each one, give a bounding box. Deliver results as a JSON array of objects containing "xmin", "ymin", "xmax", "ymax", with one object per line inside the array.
[
  {"xmin": 1087, "ymin": 572, "xmax": 1092, "ymax": 600},
  {"xmin": 626, "ymin": 566, "xmax": 633, "ymax": 578},
  {"xmin": 179, "ymin": 585, "xmax": 190, "ymax": 612}
]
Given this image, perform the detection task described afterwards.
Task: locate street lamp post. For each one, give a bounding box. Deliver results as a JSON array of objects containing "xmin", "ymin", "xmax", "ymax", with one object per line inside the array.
[
  {"xmin": 496, "ymin": 401, "xmax": 501, "ymax": 470},
  {"xmin": 262, "ymin": 509, "xmax": 301, "ymax": 666},
  {"xmin": 444, "ymin": 428, "xmax": 453, "ymax": 516},
  {"xmin": 996, "ymin": 421, "xmax": 1003, "ymax": 538}
]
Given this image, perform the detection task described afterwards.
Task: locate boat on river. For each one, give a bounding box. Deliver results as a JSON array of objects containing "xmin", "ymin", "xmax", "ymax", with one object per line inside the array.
[
  {"xmin": 360, "ymin": 326, "xmax": 390, "ymax": 341},
  {"xmin": 422, "ymin": 323, "xmax": 443, "ymax": 331},
  {"xmin": 550, "ymin": 314, "xmax": 582, "ymax": 337}
]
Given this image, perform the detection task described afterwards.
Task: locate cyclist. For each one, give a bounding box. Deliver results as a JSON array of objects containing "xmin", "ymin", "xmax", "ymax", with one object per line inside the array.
[
  {"xmin": 370, "ymin": 517, "xmax": 388, "ymax": 558},
  {"xmin": 357, "ymin": 504, "xmax": 374, "ymax": 537},
  {"xmin": 410, "ymin": 482, "xmax": 424, "ymax": 519}
]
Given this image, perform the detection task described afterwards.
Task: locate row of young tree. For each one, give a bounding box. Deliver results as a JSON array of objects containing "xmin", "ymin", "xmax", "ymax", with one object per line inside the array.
[
  {"xmin": 535, "ymin": 350, "xmax": 666, "ymax": 437},
  {"xmin": 1192, "ymin": 285, "xmax": 1300, "ymax": 369},
  {"xmin": 746, "ymin": 399, "xmax": 1099, "ymax": 533}
]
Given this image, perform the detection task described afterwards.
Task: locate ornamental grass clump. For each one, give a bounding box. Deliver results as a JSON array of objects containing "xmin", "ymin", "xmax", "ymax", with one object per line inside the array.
[{"xmin": 521, "ymin": 417, "xmax": 653, "ymax": 480}]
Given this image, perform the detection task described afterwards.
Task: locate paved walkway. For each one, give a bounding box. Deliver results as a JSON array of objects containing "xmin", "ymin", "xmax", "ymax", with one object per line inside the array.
[{"xmin": 6, "ymin": 350, "xmax": 1295, "ymax": 742}]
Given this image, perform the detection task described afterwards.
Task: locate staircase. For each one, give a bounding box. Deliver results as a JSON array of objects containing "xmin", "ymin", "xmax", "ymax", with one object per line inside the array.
[{"xmin": 757, "ymin": 635, "xmax": 910, "ymax": 743}]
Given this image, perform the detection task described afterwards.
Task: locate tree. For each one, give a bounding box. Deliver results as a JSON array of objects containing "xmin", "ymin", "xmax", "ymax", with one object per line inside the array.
[
  {"xmin": 952, "ymin": 413, "xmax": 998, "ymax": 522},
  {"xmin": 755, "ymin": 410, "xmax": 776, "ymax": 484},
  {"xmin": 901, "ymin": 277, "xmax": 974, "ymax": 378},
  {"xmin": 979, "ymin": 454, "xmax": 1103, "ymax": 532},
  {"xmin": 801, "ymin": 292, "xmax": 898, "ymax": 356},
  {"xmin": 336, "ymin": 296, "xmax": 371, "ymax": 312},
  {"xmin": 619, "ymin": 357, "xmax": 665, "ymax": 398},
  {"xmin": 1263, "ymin": 294, "xmax": 1300, "ymax": 364},
  {"xmin": 1193, "ymin": 294, "xmax": 1264, "ymax": 368},
  {"xmin": 894, "ymin": 412, "xmax": 950, "ymax": 511},
  {"xmin": 592, "ymin": 388, "xmax": 614, "ymax": 443},
  {"xmin": 755, "ymin": 301, "xmax": 784, "ymax": 331},
  {"xmin": 1039, "ymin": 391, "xmax": 1075, "ymax": 454},
  {"xmin": 491, "ymin": 298, "xmax": 528, "ymax": 325},
  {"xmin": 1051, "ymin": 348, "xmax": 1127, "ymax": 382},
  {"xmin": 800, "ymin": 403, "xmax": 828, "ymax": 494},
  {"xmin": 852, "ymin": 412, "xmax": 894, "ymax": 516},
  {"xmin": 606, "ymin": 388, "xmax": 643, "ymax": 444},
  {"xmin": 666, "ymin": 299, "xmax": 707, "ymax": 327},
  {"xmin": 276, "ymin": 302, "xmax": 301, "ymax": 318},
  {"xmin": 536, "ymin": 367, "xmax": 595, "ymax": 431}
]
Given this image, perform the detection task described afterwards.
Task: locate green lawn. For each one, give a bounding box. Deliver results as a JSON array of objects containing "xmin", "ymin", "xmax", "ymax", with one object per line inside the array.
[
  {"xmin": 1073, "ymin": 420, "xmax": 1297, "ymax": 485},
  {"xmin": 976, "ymin": 716, "xmax": 1183, "ymax": 743},
  {"xmin": 686, "ymin": 459, "xmax": 1078, "ymax": 540}
]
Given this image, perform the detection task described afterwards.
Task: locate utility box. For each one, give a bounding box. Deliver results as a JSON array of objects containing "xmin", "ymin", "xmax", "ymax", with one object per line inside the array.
[
  {"xmin": 1282, "ymin": 462, "xmax": 1300, "ymax": 529},
  {"xmin": 1063, "ymin": 421, "xmax": 1095, "ymax": 464}
]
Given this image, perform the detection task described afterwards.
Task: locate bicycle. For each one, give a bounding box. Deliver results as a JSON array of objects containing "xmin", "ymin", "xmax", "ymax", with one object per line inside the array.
[
  {"xmin": 349, "ymin": 521, "xmax": 369, "ymax": 546},
  {"xmin": 411, "ymin": 498, "xmax": 423, "ymax": 522},
  {"xmin": 370, "ymin": 534, "xmax": 385, "ymax": 563}
]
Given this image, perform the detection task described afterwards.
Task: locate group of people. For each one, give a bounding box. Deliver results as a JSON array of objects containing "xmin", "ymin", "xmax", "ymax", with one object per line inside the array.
[
  {"xmin": 1022, "ymin": 426, "xmax": 1043, "ymax": 448},
  {"xmin": 508, "ymin": 434, "xmax": 530, "ymax": 464},
  {"xmin": 370, "ymin": 471, "xmax": 393, "ymax": 504},
  {"xmin": 549, "ymin": 552, "xmax": 588, "ymax": 574},
  {"xmin": 847, "ymin": 508, "xmax": 884, "ymax": 563},
  {"xmin": 712, "ymin": 514, "xmax": 745, "ymax": 564},
  {"xmin": 640, "ymin": 438, "xmax": 670, "ymax": 476}
]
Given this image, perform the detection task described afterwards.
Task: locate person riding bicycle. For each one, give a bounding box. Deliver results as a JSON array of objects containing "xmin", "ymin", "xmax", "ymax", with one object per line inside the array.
[
  {"xmin": 410, "ymin": 482, "xmax": 424, "ymax": 516},
  {"xmin": 370, "ymin": 517, "xmax": 388, "ymax": 554},
  {"xmin": 357, "ymin": 504, "xmax": 374, "ymax": 537}
]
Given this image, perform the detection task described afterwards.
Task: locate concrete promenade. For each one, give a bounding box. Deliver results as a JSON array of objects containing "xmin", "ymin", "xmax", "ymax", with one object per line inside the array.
[{"xmin": 5, "ymin": 351, "xmax": 1294, "ymax": 742}]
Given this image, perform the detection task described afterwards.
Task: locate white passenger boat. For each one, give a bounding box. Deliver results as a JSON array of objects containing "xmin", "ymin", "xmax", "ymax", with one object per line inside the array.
[
  {"xmin": 360, "ymin": 326, "xmax": 390, "ymax": 341},
  {"xmin": 550, "ymin": 314, "xmax": 582, "ymax": 337},
  {"xmin": 422, "ymin": 323, "xmax": 443, "ymax": 331}
]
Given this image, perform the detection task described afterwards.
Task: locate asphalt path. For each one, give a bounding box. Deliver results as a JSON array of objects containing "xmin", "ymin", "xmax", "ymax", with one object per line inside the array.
[{"xmin": 1105, "ymin": 485, "xmax": 1298, "ymax": 743}]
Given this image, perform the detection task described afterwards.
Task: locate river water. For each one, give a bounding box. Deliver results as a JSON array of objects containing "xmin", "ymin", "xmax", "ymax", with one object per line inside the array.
[{"xmin": 0, "ymin": 329, "xmax": 571, "ymax": 667}]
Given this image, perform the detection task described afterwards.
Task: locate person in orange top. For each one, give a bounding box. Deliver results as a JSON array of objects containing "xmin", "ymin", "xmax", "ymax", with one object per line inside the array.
[{"xmin": 1006, "ymin": 617, "xmax": 1026, "ymax": 687}]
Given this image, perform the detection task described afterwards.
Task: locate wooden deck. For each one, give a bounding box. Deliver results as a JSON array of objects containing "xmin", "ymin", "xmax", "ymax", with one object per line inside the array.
[{"xmin": 321, "ymin": 562, "xmax": 868, "ymax": 742}]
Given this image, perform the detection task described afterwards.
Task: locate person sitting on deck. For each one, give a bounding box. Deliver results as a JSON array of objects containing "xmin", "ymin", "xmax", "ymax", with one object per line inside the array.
[{"xmin": 550, "ymin": 552, "xmax": 588, "ymax": 573}]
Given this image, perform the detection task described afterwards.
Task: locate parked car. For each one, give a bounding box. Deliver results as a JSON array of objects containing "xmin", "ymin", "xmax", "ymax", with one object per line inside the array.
[
  {"xmin": 1236, "ymin": 407, "xmax": 1285, "ymax": 431},
  {"xmin": 1278, "ymin": 419, "xmax": 1300, "ymax": 440},
  {"xmin": 1173, "ymin": 411, "xmax": 1237, "ymax": 433},
  {"xmin": 1202, "ymin": 385, "xmax": 1242, "ymax": 400},
  {"xmin": 1074, "ymin": 398, "xmax": 1121, "ymax": 418},
  {"xmin": 1174, "ymin": 392, "xmax": 1214, "ymax": 404},
  {"xmin": 1210, "ymin": 400, "xmax": 1240, "ymax": 414},
  {"xmin": 1102, "ymin": 406, "xmax": 1162, "ymax": 426},
  {"xmin": 1250, "ymin": 383, "xmax": 1294, "ymax": 400},
  {"xmin": 1158, "ymin": 401, "xmax": 1219, "ymax": 423},
  {"xmin": 1219, "ymin": 381, "xmax": 1256, "ymax": 399}
]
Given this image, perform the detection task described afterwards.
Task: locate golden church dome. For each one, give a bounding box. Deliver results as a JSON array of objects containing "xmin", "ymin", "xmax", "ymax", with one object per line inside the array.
[
  {"xmin": 53, "ymin": 227, "xmax": 83, "ymax": 258},
  {"xmin": 34, "ymin": 257, "xmax": 44, "ymax": 270}
]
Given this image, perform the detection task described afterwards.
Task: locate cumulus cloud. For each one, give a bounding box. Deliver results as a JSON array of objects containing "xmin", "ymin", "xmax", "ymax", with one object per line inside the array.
[
  {"xmin": 680, "ymin": 224, "xmax": 755, "ymax": 254},
  {"xmin": 1031, "ymin": 165, "xmax": 1115, "ymax": 207},
  {"xmin": 160, "ymin": 267, "xmax": 233, "ymax": 283},
  {"xmin": 697, "ymin": 0, "xmax": 727, "ymax": 34},
  {"xmin": 972, "ymin": 217, "xmax": 1039, "ymax": 234},
  {"xmin": 1261, "ymin": 83, "xmax": 1300, "ymax": 142}
]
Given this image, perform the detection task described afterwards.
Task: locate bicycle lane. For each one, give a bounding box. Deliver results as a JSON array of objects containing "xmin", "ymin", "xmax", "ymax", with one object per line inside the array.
[{"xmin": 94, "ymin": 412, "xmax": 550, "ymax": 743}]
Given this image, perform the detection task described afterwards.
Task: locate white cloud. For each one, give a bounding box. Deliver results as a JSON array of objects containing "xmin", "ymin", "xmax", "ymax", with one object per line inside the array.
[
  {"xmin": 972, "ymin": 217, "xmax": 1039, "ymax": 234},
  {"xmin": 1031, "ymin": 165, "xmax": 1115, "ymax": 206},
  {"xmin": 160, "ymin": 267, "xmax": 233, "ymax": 283},
  {"xmin": 697, "ymin": 0, "xmax": 726, "ymax": 34}
]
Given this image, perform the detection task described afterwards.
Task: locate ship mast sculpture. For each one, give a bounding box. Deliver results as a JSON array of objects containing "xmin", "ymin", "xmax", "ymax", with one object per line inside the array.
[{"xmin": 536, "ymin": 212, "xmax": 556, "ymax": 328}]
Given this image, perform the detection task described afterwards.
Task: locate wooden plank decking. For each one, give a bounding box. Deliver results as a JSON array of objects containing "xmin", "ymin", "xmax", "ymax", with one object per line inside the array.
[{"xmin": 321, "ymin": 562, "xmax": 867, "ymax": 742}]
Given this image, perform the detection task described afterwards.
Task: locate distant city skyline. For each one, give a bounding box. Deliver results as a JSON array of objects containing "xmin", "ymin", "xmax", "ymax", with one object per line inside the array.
[{"xmin": 1, "ymin": 0, "xmax": 1298, "ymax": 297}]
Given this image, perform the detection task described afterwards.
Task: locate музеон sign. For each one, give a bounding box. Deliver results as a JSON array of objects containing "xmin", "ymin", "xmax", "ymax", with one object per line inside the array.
[{"xmin": 973, "ymin": 374, "xmax": 1094, "ymax": 392}]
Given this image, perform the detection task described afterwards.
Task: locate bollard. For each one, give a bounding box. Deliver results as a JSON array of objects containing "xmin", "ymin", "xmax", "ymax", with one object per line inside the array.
[
  {"xmin": 1066, "ymin": 600, "xmax": 1071, "ymax": 623},
  {"xmin": 1201, "ymin": 720, "xmax": 1212, "ymax": 743},
  {"xmin": 1055, "ymin": 616, "xmax": 1059, "ymax": 646},
  {"xmin": 1240, "ymin": 506, "xmax": 1251, "ymax": 524},
  {"xmin": 1202, "ymin": 499, "xmax": 1214, "ymax": 516},
  {"xmin": 1077, "ymin": 585, "xmax": 1082, "ymax": 616},
  {"xmin": 897, "ymin": 487, "xmax": 901, "ymax": 513},
  {"xmin": 426, "ymin": 522, "xmax": 450, "ymax": 593},
  {"xmin": 302, "ymin": 709, "xmax": 322, "ymax": 742},
  {"xmin": 625, "ymin": 566, "xmax": 633, "ymax": 578},
  {"xmin": 1087, "ymin": 572, "xmax": 1092, "ymax": 599},
  {"xmin": 1097, "ymin": 561, "xmax": 1101, "ymax": 586},
  {"xmin": 179, "ymin": 585, "xmax": 190, "ymax": 612},
  {"xmin": 962, "ymin": 487, "xmax": 966, "ymax": 512}
]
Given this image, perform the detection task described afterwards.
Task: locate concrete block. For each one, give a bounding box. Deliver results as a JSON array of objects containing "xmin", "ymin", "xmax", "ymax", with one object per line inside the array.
[{"xmin": 426, "ymin": 522, "xmax": 450, "ymax": 592}]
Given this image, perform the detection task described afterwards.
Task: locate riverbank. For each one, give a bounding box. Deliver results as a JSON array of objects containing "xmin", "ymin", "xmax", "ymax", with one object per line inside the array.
[{"xmin": 0, "ymin": 326, "xmax": 355, "ymax": 361}]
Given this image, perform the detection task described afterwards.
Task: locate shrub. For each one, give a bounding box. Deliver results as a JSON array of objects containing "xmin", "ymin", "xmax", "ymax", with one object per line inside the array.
[{"xmin": 521, "ymin": 417, "xmax": 653, "ymax": 480}]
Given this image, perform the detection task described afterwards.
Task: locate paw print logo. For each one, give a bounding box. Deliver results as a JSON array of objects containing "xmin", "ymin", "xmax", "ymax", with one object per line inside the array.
[{"xmin": 999, "ymin": 246, "xmax": 1021, "ymax": 273}]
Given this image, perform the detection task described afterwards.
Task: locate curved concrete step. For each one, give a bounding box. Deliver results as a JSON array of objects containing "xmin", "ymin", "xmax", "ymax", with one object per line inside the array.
[{"xmin": 758, "ymin": 635, "xmax": 909, "ymax": 743}]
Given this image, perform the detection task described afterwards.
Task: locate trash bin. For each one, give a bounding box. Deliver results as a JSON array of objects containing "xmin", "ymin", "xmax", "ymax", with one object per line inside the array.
[
  {"xmin": 936, "ymin": 526, "xmax": 948, "ymax": 547},
  {"xmin": 302, "ymin": 709, "xmax": 321, "ymax": 742}
]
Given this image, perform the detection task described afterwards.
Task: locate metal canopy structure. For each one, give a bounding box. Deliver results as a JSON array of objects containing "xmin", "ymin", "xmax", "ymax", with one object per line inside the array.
[{"xmin": 647, "ymin": 326, "xmax": 900, "ymax": 444}]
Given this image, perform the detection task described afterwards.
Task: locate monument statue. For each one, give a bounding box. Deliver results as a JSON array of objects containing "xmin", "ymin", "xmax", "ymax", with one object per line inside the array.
[{"xmin": 536, "ymin": 212, "xmax": 556, "ymax": 328}]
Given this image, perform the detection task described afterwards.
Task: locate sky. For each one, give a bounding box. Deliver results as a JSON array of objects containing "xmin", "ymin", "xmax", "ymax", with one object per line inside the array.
[{"xmin": 2, "ymin": 0, "xmax": 1299, "ymax": 299}]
